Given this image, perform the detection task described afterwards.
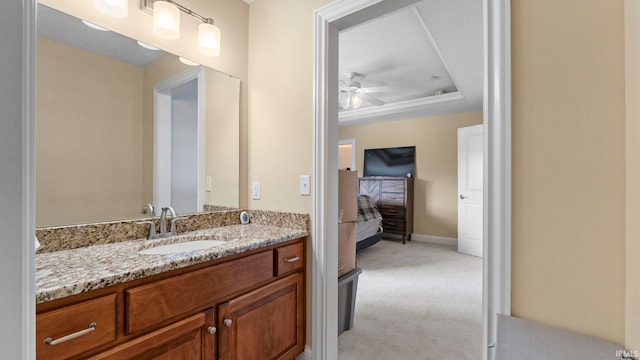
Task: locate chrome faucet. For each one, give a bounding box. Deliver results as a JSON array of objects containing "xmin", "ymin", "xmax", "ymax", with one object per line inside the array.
[
  {"xmin": 136, "ymin": 205, "xmax": 187, "ymax": 239},
  {"xmin": 141, "ymin": 203, "xmax": 156, "ymax": 217},
  {"xmin": 159, "ymin": 206, "xmax": 177, "ymax": 234}
]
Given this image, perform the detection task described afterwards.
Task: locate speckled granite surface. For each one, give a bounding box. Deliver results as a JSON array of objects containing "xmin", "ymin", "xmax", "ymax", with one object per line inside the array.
[
  {"xmin": 36, "ymin": 210, "xmax": 243, "ymax": 253},
  {"xmin": 249, "ymin": 210, "xmax": 309, "ymax": 231},
  {"xmin": 36, "ymin": 210, "xmax": 309, "ymax": 254},
  {"xmin": 203, "ymin": 205, "xmax": 239, "ymax": 212},
  {"xmin": 36, "ymin": 224, "xmax": 308, "ymax": 304}
]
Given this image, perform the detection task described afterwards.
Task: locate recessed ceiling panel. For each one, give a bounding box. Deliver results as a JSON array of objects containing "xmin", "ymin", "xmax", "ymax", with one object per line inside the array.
[{"xmin": 339, "ymin": 6, "xmax": 457, "ymax": 111}]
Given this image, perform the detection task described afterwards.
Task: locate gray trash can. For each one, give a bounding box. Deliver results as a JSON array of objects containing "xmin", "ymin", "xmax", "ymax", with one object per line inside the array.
[{"xmin": 338, "ymin": 267, "xmax": 362, "ymax": 335}]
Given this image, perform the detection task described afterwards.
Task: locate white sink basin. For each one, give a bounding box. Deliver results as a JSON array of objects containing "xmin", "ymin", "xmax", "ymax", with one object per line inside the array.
[{"xmin": 139, "ymin": 240, "xmax": 226, "ymax": 255}]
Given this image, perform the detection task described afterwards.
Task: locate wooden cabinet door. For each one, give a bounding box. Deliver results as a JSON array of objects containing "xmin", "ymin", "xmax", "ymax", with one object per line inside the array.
[
  {"xmin": 90, "ymin": 309, "xmax": 215, "ymax": 360},
  {"xmin": 218, "ymin": 274, "xmax": 304, "ymax": 360}
]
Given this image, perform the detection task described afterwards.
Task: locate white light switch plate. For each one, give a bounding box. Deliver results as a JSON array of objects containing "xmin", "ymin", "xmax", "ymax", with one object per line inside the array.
[
  {"xmin": 300, "ymin": 175, "xmax": 310, "ymax": 196},
  {"xmin": 252, "ymin": 181, "xmax": 261, "ymax": 200},
  {"xmin": 205, "ymin": 176, "xmax": 212, "ymax": 192}
]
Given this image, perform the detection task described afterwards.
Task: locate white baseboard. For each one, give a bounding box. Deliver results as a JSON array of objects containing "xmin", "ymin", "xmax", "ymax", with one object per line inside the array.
[
  {"xmin": 410, "ymin": 233, "xmax": 457, "ymax": 246},
  {"xmin": 295, "ymin": 345, "xmax": 312, "ymax": 360}
]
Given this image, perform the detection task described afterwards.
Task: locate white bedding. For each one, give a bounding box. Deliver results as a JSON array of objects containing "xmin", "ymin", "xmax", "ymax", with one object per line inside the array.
[{"xmin": 356, "ymin": 218, "xmax": 382, "ymax": 242}]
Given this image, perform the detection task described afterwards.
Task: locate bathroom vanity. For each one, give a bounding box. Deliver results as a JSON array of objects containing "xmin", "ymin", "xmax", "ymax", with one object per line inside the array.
[{"xmin": 35, "ymin": 224, "xmax": 306, "ymax": 360}]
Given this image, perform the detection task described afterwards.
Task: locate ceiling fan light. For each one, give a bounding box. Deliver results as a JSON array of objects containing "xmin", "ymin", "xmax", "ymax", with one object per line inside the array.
[
  {"xmin": 153, "ymin": 1, "xmax": 180, "ymax": 40},
  {"xmin": 93, "ymin": 0, "xmax": 128, "ymax": 18},
  {"xmin": 197, "ymin": 21, "xmax": 221, "ymax": 57},
  {"xmin": 351, "ymin": 94, "xmax": 363, "ymax": 109}
]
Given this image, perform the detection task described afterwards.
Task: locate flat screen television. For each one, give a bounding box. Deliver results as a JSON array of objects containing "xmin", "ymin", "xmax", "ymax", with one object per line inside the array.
[{"xmin": 363, "ymin": 146, "xmax": 416, "ymax": 177}]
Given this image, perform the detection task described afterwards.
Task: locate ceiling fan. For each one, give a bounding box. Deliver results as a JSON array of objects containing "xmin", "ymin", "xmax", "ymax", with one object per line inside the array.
[{"xmin": 339, "ymin": 72, "xmax": 391, "ymax": 110}]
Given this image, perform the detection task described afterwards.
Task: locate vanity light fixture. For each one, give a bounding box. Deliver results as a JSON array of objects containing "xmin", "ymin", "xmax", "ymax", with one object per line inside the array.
[
  {"xmin": 94, "ymin": 0, "xmax": 128, "ymax": 18},
  {"xmin": 82, "ymin": 20, "xmax": 110, "ymax": 31},
  {"xmin": 153, "ymin": 0, "xmax": 180, "ymax": 39},
  {"xmin": 141, "ymin": 0, "xmax": 221, "ymax": 57},
  {"xmin": 198, "ymin": 19, "xmax": 221, "ymax": 57}
]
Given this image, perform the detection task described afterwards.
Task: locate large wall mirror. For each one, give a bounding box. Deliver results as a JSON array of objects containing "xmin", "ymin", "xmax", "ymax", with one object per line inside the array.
[{"xmin": 36, "ymin": 4, "xmax": 240, "ymax": 228}]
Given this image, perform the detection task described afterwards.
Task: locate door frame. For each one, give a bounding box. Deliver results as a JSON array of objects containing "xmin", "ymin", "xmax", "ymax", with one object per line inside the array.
[
  {"xmin": 312, "ymin": 0, "xmax": 511, "ymax": 359},
  {"xmin": 338, "ymin": 138, "xmax": 356, "ymax": 170},
  {"xmin": 153, "ymin": 66, "xmax": 206, "ymax": 212}
]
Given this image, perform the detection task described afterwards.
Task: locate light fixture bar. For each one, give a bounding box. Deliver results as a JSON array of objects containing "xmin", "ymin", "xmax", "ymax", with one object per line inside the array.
[{"xmin": 140, "ymin": 0, "xmax": 214, "ymax": 25}]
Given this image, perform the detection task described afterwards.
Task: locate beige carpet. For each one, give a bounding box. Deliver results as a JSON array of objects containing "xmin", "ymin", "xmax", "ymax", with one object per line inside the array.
[{"xmin": 338, "ymin": 239, "xmax": 482, "ymax": 360}]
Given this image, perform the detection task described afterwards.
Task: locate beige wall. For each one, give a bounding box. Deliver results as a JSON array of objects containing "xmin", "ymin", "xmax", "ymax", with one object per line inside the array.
[
  {"xmin": 625, "ymin": 0, "xmax": 640, "ymax": 350},
  {"xmin": 248, "ymin": 0, "xmax": 330, "ymax": 213},
  {"xmin": 248, "ymin": 0, "xmax": 332, "ymax": 346},
  {"xmin": 250, "ymin": 0, "xmax": 630, "ymax": 349},
  {"xmin": 41, "ymin": 0, "xmax": 250, "ymax": 208},
  {"xmin": 511, "ymin": 0, "xmax": 626, "ymax": 343},
  {"xmin": 339, "ymin": 111, "xmax": 483, "ymax": 239},
  {"xmin": 205, "ymin": 70, "xmax": 241, "ymax": 207},
  {"xmin": 36, "ymin": 36, "xmax": 144, "ymax": 227}
]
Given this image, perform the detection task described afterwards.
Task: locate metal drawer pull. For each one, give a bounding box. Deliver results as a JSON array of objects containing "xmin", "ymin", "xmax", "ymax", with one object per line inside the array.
[
  {"xmin": 44, "ymin": 322, "xmax": 97, "ymax": 345},
  {"xmin": 284, "ymin": 256, "xmax": 300, "ymax": 263},
  {"xmin": 224, "ymin": 319, "xmax": 233, "ymax": 327}
]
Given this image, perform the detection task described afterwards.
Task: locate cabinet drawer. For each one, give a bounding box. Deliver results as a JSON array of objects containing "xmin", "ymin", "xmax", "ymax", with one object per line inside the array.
[
  {"xmin": 379, "ymin": 205, "xmax": 405, "ymax": 217},
  {"xmin": 381, "ymin": 180, "xmax": 405, "ymax": 193},
  {"xmin": 126, "ymin": 251, "xmax": 273, "ymax": 335},
  {"xmin": 380, "ymin": 192, "xmax": 404, "ymax": 205},
  {"xmin": 36, "ymin": 294, "xmax": 117, "ymax": 360},
  {"xmin": 382, "ymin": 218, "xmax": 405, "ymax": 232},
  {"xmin": 275, "ymin": 242, "xmax": 304, "ymax": 276}
]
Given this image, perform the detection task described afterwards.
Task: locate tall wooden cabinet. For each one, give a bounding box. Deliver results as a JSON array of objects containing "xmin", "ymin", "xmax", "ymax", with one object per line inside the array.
[{"xmin": 359, "ymin": 177, "xmax": 414, "ymax": 244}]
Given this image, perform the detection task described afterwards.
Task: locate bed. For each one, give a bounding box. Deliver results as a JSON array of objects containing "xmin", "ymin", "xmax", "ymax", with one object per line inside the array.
[{"xmin": 356, "ymin": 194, "xmax": 384, "ymax": 252}]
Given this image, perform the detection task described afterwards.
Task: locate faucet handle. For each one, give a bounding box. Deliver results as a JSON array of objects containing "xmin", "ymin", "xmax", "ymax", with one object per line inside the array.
[
  {"xmin": 170, "ymin": 217, "xmax": 188, "ymax": 234},
  {"xmin": 136, "ymin": 221, "xmax": 157, "ymax": 239}
]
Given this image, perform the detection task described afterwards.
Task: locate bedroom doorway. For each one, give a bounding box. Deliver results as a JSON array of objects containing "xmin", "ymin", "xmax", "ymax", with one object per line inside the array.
[
  {"xmin": 312, "ymin": 1, "xmax": 512, "ymax": 360},
  {"xmin": 338, "ymin": 139, "xmax": 356, "ymax": 170}
]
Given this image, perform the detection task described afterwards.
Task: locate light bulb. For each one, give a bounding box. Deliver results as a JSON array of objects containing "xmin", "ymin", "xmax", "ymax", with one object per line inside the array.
[
  {"xmin": 351, "ymin": 94, "xmax": 363, "ymax": 109},
  {"xmin": 153, "ymin": 1, "xmax": 180, "ymax": 40},
  {"xmin": 197, "ymin": 21, "xmax": 221, "ymax": 57}
]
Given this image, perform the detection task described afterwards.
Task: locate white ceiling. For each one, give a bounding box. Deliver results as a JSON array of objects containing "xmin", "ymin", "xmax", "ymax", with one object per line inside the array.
[{"xmin": 338, "ymin": 0, "xmax": 483, "ymax": 126}]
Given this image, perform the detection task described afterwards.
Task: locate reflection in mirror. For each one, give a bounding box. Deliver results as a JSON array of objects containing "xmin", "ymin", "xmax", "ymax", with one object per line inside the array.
[{"xmin": 36, "ymin": 4, "xmax": 240, "ymax": 228}]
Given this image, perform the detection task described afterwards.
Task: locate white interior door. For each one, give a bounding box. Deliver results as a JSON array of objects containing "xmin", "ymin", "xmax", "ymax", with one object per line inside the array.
[{"xmin": 458, "ymin": 124, "xmax": 484, "ymax": 257}]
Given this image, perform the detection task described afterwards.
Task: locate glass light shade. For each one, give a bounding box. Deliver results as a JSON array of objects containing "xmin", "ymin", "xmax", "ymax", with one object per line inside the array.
[
  {"xmin": 351, "ymin": 94, "xmax": 363, "ymax": 109},
  {"xmin": 197, "ymin": 22, "xmax": 221, "ymax": 57},
  {"xmin": 94, "ymin": 0, "xmax": 128, "ymax": 18},
  {"xmin": 153, "ymin": 1, "xmax": 180, "ymax": 40}
]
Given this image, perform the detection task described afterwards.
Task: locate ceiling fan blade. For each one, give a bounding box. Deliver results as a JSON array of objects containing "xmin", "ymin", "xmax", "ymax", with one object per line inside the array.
[
  {"xmin": 359, "ymin": 93, "xmax": 385, "ymax": 106},
  {"xmin": 339, "ymin": 80, "xmax": 351, "ymax": 89},
  {"xmin": 358, "ymin": 86, "xmax": 392, "ymax": 94}
]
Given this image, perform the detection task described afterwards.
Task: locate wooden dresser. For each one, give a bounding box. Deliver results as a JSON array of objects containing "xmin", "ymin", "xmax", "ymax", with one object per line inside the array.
[{"xmin": 358, "ymin": 176, "xmax": 414, "ymax": 244}]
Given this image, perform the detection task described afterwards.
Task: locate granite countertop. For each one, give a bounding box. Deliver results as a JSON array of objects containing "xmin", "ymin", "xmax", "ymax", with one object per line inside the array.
[{"xmin": 36, "ymin": 224, "xmax": 308, "ymax": 304}]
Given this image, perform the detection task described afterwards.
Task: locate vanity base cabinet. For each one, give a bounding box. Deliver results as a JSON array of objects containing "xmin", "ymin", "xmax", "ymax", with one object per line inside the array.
[
  {"xmin": 90, "ymin": 309, "xmax": 215, "ymax": 360},
  {"xmin": 218, "ymin": 274, "xmax": 304, "ymax": 360},
  {"xmin": 36, "ymin": 238, "xmax": 306, "ymax": 360}
]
